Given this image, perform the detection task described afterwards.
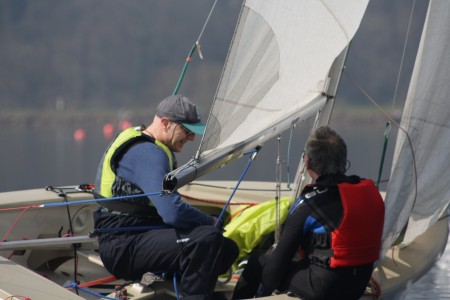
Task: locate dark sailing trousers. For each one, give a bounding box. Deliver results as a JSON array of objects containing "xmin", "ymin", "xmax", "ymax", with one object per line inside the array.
[
  {"xmin": 232, "ymin": 252, "xmax": 373, "ymax": 300},
  {"xmin": 94, "ymin": 211, "xmax": 239, "ymax": 298}
]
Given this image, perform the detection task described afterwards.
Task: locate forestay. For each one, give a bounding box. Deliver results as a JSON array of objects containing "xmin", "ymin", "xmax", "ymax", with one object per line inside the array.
[
  {"xmin": 382, "ymin": 0, "xmax": 450, "ymax": 254},
  {"xmin": 164, "ymin": 0, "xmax": 369, "ymax": 191}
]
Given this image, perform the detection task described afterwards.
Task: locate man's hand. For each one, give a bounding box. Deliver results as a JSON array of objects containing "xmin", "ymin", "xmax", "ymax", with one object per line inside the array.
[{"xmin": 212, "ymin": 215, "xmax": 225, "ymax": 231}]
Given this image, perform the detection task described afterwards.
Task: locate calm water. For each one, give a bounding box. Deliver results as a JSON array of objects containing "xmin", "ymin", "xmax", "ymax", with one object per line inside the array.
[
  {"xmin": 0, "ymin": 122, "xmax": 448, "ymax": 299},
  {"xmin": 404, "ymin": 231, "xmax": 450, "ymax": 299},
  {"xmin": 0, "ymin": 116, "xmax": 396, "ymax": 192}
]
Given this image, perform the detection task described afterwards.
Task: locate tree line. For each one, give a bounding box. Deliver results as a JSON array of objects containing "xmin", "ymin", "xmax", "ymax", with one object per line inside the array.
[{"xmin": 0, "ymin": 0, "xmax": 240, "ymax": 112}]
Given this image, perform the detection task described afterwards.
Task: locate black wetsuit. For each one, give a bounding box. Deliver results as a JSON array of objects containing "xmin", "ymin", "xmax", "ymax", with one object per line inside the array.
[{"xmin": 232, "ymin": 174, "xmax": 383, "ymax": 300}]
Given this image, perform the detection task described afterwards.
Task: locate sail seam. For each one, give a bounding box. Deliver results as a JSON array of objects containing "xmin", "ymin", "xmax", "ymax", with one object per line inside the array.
[{"xmin": 319, "ymin": 0, "xmax": 350, "ymax": 42}]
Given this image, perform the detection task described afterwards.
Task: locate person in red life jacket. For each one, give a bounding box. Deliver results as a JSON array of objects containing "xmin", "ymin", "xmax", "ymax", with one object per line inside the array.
[
  {"xmin": 93, "ymin": 95, "xmax": 238, "ymax": 300},
  {"xmin": 232, "ymin": 126, "xmax": 385, "ymax": 300}
]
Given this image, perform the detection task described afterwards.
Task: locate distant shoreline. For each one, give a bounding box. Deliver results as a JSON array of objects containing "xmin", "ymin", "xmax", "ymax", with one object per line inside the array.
[
  {"xmin": 0, "ymin": 105, "xmax": 400, "ymax": 128},
  {"xmin": 0, "ymin": 109, "xmax": 151, "ymax": 128}
]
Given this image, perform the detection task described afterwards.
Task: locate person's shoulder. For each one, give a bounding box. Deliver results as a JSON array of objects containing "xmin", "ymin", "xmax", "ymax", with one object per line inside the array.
[
  {"xmin": 345, "ymin": 174, "xmax": 362, "ymax": 183},
  {"xmin": 126, "ymin": 140, "xmax": 166, "ymax": 159},
  {"xmin": 303, "ymin": 185, "xmax": 329, "ymax": 200}
]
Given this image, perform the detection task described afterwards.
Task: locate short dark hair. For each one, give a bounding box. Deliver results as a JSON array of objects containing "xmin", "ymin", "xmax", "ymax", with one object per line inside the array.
[{"xmin": 305, "ymin": 126, "xmax": 347, "ymax": 175}]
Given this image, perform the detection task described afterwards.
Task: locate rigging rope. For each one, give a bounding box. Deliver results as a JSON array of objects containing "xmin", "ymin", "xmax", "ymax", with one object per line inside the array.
[
  {"xmin": 172, "ymin": 0, "xmax": 219, "ymax": 95},
  {"xmin": 376, "ymin": 123, "xmax": 391, "ymax": 188},
  {"xmin": 341, "ymin": 1, "xmax": 420, "ymax": 236},
  {"xmin": 40, "ymin": 191, "xmax": 163, "ymax": 208},
  {"xmin": 275, "ymin": 136, "xmax": 283, "ymax": 243},
  {"xmin": 214, "ymin": 147, "xmax": 261, "ymax": 228},
  {"xmin": 391, "ymin": 0, "xmax": 417, "ymax": 112},
  {"xmin": 59, "ymin": 192, "xmax": 80, "ymax": 294},
  {"xmin": 380, "ymin": 0, "xmax": 417, "ymax": 189},
  {"xmin": 0, "ymin": 206, "xmax": 34, "ymax": 245},
  {"xmin": 186, "ymin": 182, "xmax": 291, "ymax": 193},
  {"xmin": 65, "ymin": 282, "xmax": 116, "ymax": 300},
  {"xmin": 374, "ymin": 0, "xmax": 417, "ymax": 189},
  {"xmin": 342, "ymin": 69, "xmax": 418, "ymax": 223},
  {"xmin": 286, "ymin": 125, "xmax": 295, "ymax": 189}
]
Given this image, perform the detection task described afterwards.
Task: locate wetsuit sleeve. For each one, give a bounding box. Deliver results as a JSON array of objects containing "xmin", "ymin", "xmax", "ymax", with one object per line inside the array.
[
  {"xmin": 117, "ymin": 142, "xmax": 214, "ymax": 229},
  {"xmin": 261, "ymin": 199, "xmax": 310, "ymax": 292}
]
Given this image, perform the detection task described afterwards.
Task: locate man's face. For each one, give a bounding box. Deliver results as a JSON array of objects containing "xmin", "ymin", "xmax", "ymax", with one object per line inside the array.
[{"xmin": 166, "ymin": 121, "xmax": 195, "ymax": 152}]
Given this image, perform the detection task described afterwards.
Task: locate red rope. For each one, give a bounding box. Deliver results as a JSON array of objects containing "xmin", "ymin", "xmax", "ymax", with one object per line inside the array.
[
  {"xmin": 4, "ymin": 296, "xmax": 31, "ymax": 300},
  {"xmin": 0, "ymin": 206, "xmax": 37, "ymax": 244},
  {"xmin": 229, "ymin": 206, "xmax": 254, "ymax": 220},
  {"xmin": 75, "ymin": 275, "xmax": 118, "ymax": 288},
  {"xmin": 180, "ymin": 193, "xmax": 260, "ymax": 221},
  {"xmin": 0, "ymin": 203, "xmax": 119, "ymax": 295},
  {"xmin": 364, "ymin": 276, "xmax": 382, "ymax": 297},
  {"xmin": 0, "ymin": 205, "xmax": 40, "ymax": 211}
]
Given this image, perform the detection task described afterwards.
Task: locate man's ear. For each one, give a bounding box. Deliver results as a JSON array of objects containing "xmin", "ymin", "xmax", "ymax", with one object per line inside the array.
[
  {"xmin": 304, "ymin": 155, "xmax": 311, "ymax": 170},
  {"xmin": 160, "ymin": 117, "xmax": 171, "ymax": 130}
]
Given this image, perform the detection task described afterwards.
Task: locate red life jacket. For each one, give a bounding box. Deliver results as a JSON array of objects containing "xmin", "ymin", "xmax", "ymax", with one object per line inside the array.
[{"xmin": 330, "ymin": 179, "xmax": 385, "ymax": 267}]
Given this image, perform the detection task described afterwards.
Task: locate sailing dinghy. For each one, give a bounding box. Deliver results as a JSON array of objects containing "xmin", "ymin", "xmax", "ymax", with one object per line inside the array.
[{"xmin": 1, "ymin": 0, "xmax": 449, "ymax": 299}]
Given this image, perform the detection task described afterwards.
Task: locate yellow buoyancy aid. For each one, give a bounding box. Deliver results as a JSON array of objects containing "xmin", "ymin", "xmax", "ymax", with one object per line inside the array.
[{"xmin": 97, "ymin": 126, "xmax": 174, "ymax": 198}]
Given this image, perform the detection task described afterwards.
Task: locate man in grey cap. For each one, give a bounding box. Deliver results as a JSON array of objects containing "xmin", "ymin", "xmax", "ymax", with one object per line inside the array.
[{"xmin": 93, "ymin": 95, "xmax": 238, "ymax": 300}]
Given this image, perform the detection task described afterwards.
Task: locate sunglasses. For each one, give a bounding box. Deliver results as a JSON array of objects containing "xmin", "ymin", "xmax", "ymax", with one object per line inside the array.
[{"xmin": 179, "ymin": 124, "xmax": 194, "ymax": 136}]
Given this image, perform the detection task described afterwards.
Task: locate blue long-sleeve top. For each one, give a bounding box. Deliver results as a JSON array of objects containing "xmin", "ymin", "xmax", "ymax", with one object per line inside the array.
[{"xmin": 115, "ymin": 141, "xmax": 214, "ymax": 229}]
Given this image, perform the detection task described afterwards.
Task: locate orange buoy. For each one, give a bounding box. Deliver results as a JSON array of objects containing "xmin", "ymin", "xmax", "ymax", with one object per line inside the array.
[
  {"xmin": 119, "ymin": 119, "xmax": 132, "ymax": 130},
  {"xmin": 103, "ymin": 123, "xmax": 115, "ymax": 139},
  {"xmin": 73, "ymin": 129, "xmax": 86, "ymax": 141}
]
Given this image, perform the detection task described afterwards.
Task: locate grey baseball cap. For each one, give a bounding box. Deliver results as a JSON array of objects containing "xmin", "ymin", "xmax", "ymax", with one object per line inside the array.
[{"xmin": 156, "ymin": 95, "xmax": 206, "ymax": 135}]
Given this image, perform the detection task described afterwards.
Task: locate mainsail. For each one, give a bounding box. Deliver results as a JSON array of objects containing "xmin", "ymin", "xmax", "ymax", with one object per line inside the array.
[
  {"xmin": 164, "ymin": 0, "xmax": 369, "ymax": 191},
  {"xmin": 382, "ymin": 0, "xmax": 450, "ymax": 254}
]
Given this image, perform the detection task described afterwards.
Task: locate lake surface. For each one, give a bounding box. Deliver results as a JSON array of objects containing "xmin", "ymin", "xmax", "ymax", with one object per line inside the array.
[
  {"xmin": 406, "ymin": 230, "xmax": 450, "ymax": 299},
  {"xmin": 0, "ymin": 114, "xmax": 397, "ymax": 192},
  {"xmin": 0, "ymin": 121, "xmax": 448, "ymax": 299}
]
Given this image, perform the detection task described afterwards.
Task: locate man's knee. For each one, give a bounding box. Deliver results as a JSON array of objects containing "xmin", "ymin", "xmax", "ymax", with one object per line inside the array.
[{"xmin": 223, "ymin": 236, "xmax": 239, "ymax": 260}]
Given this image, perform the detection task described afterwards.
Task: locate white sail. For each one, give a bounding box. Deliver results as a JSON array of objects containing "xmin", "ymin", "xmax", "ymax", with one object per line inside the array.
[
  {"xmin": 382, "ymin": 0, "xmax": 450, "ymax": 254},
  {"xmin": 164, "ymin": 0, "xmax": 369, "ymax": 190}
]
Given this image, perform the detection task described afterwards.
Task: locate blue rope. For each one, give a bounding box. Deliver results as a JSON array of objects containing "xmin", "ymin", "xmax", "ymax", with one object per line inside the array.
[
  {"xmin": 94, "ymin": 225, "xmax": 170, "ymax": 233},
  {"xmin": 173, "ymin": 272, "xmax": 180, "ymax": 300},
  {"xmin": 214, "ymin": 148, "xmax": 260, "ymax": 227},
  {"xmin": 41, "ymin": 191, "xmax": 163, "ymax": 208},
  {"xmin": 65, "ymin": 282, "xmax": 116, "ymax": 300}
]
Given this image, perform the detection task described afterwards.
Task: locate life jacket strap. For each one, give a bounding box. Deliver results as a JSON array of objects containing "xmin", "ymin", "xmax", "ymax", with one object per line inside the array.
[{"xmin": 94, "ymin": 192, "xmax": 160, "ymax": 218}]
